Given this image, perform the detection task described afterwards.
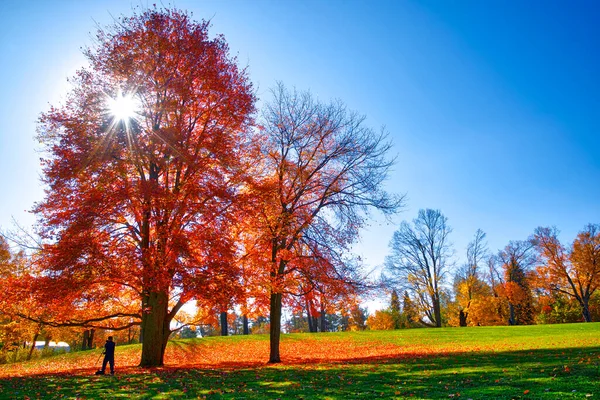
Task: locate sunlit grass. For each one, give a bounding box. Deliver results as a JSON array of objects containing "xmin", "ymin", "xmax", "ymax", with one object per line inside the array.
[{"xmin": 1, "ymin": 323, "xmax": 600, "ymax": 399}]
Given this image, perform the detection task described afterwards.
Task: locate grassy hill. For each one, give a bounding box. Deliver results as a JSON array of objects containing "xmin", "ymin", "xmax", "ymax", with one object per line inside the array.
[{"xmin": 1, "ymin": 323, "xmax": 599, "ymax": 399}]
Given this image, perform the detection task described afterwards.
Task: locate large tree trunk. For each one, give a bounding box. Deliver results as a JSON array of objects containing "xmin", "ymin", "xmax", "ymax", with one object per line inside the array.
[
  {"xmin": 220, "ymin": 311, "xmax": 228, "ymax": 336},
  {"xmin": 269, "ymin": 291, "xmax": 283, "ymax": 363},
  {"xmin": 140, "ymin": 290, "xmax": 171, "ymax": 367}
]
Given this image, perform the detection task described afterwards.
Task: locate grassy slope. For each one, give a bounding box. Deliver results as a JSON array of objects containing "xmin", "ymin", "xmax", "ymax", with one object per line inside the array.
[{"xmin": 1, "ymin": 323, "xmax": 599, "ymax": 399}]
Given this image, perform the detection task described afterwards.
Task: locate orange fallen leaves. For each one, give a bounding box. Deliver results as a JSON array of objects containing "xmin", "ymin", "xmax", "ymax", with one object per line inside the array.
[
  {"xmin": 0, "ymin": 336, "xmax": 460, "ymax": 378},
  {"xmin": 1, "ymin": 330, "xmax": 596, "ymax": 380}
]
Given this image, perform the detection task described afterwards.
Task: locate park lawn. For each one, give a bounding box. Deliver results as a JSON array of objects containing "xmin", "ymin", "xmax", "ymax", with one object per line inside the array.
[{"xmin": 0, "ymin": 323, "xmax": 599, "ymax": 399}]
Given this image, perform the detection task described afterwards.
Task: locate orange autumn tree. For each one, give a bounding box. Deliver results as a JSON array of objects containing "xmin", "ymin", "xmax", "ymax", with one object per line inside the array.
[
  {"xmin": 247, "ymin": 83, "xmax": 402, "ymax": 363},
  {"xmin": 0, "ymin": 237, "xmax": 35, "ymax": 354},
  {"xmin": 303, "ymin": 280, "xmax": 354, "ymax": 333},
  {"xmin": 33, "ymin": 7, "xmax": 254, "ymax": 367},
  {"xmin": 289, "ymin": 262, "xmax": 364, "ymax": 333},
  {"xmin": 534, "ymin": 225, "xmax": 600, "ymax": 322},
  {"xmin": 0, "ymin": 239, "xmax": 88, "ymax": 360},
  {"xmin": 367, "ymin": 310, "xmax": 395, "ymax": 331},
  {"xmin": 497, "ymin": 240, "xmax": 536, "ymax": 325}
]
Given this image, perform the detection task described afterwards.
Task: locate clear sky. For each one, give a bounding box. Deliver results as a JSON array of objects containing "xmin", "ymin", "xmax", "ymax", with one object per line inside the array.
[{"xmin": 1, "ymin": 1, "xmax": 599, "ymax": 282}]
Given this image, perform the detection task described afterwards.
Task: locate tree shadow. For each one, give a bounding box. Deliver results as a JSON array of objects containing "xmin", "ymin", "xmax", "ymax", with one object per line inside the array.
[{"xmin": 1, "ymin": 346, "xmax": 599, "ymax": 399}]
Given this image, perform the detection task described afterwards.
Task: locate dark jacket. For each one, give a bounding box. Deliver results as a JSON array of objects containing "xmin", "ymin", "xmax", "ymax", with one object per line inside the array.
[{"xmin": 104, "ymin": 340, "xmax": 116, "ymax": 359}]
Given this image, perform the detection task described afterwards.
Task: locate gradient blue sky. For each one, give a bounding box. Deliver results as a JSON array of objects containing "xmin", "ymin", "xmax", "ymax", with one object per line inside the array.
[{"xmin": 1, "ymin": 1, "xmax": 599, "ymax": 277}]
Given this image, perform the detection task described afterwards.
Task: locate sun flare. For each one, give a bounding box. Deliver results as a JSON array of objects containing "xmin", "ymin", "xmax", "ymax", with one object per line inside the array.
[{"xmin": 107, "ymin": 91, "xmax": 137, "ymax": 121}]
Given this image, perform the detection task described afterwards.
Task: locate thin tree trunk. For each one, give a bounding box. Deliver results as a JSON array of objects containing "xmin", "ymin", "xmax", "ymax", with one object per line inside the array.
[
  {"xmin": 243, "ymin": 315, "xmax": 249, "ymax": 335},
  {"xmin": 307, "ymin": 314, "xmax": 315, "ymax": 333},
  {"xmin": 140, "ymin": 290, "xmax": 170, "ymax": 367},
  {"xmin": 582, "ymin": 299, "xmax": 592, "ymax": 322},
  {"xmin": 433, "ymin": 297, "xmax": 442, "ymax": 327},
  {"xmin": 220, "ymin": 311, "xmax": 228, "ymax": 336},
  {"xmin": 319, "ymin": 307, "xmax": 326, "ymax": 332},
  {"xmin": 305, "ymin": 298, "xmax": 317, "ymax": 333},
  {"xmin": 82, "ymin": 330, "xmax": 89, "ymax": 351},
  {"xmin": 269, "ymin": 291, "xmax": 283, "ymax": 363},
  {"xmin": 27, "ymin": 332, "xmax": 39, "ymax": 361},
  {"xmin": 508, "ymin": 303, "xmax": 516, "ymax": 325},
  {"xmin": 88, "ymin": 329, "xmax": 95, "ymax": 349}
]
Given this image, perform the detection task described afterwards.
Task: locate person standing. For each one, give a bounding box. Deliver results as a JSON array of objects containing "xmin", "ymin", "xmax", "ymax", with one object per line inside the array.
[{"xmin": 101, "ymin": 336, "xmax": 116, "ymax": 375}]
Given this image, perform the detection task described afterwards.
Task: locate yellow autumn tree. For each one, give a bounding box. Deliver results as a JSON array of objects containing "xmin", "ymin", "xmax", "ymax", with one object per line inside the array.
[{"xmin": 367, "ymin": 310, "xmax": 394, "ymax": 330}]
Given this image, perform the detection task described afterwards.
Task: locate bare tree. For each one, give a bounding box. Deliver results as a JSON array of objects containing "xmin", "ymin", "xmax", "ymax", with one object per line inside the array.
[
  {"xmin": 454, "ymin": 229, "xmax": 490, "ymax": 326},
  {"xmin": 385, "ymin": 209, "xmax": 453, "ymax": 327},
  {"xmin": 486, "ymin": 254, "xmax": 503, "ymax": 292},
  {"xmin": 250, "ymin": 83, "xmax": 404, "ymax": 362},
  {"xmin": 464, "ymin": 229, "xmax": 488, "ymax": 279},
  {"xmin": 497, "ymin": 240, "xmax": 537, "ymax": 325}
]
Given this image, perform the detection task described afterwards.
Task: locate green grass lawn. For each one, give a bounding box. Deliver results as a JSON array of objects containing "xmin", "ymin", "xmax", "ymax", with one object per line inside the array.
[{"xmin": 1, "ymin": 323, "xmax": 599, "ymax": 399}]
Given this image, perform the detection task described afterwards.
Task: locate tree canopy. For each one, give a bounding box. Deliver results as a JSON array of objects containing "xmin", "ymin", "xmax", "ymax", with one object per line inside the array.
[
  {"xmin": 31, "ymin": 7, "xmax": 255, "ymax": 367},
  {"xmin": 246, "ymin": 83, "xmax": 402, "ymax": 362}
]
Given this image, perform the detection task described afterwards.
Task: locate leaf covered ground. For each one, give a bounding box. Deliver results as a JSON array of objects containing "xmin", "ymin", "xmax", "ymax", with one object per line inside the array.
[{"xmin": 1, "ymin": 323, "xmax": 599, "ymax": 399}]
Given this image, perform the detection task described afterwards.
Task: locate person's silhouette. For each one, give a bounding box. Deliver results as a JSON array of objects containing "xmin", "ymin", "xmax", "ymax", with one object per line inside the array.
[{"xmin": 101, "ymin": 336, "xmax": 116, "ymax": 375}]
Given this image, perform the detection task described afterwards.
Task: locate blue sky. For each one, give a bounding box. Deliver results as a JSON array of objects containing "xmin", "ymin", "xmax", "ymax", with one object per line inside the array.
[{"xmin": 1, "ymin": 0, "xmax": 598, "ymax": 278}]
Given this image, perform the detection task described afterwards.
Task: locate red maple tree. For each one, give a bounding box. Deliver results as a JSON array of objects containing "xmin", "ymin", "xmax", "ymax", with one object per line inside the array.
[{"xmin": 32, "ymin": 7, "xmax": 255, "ymax": 367}]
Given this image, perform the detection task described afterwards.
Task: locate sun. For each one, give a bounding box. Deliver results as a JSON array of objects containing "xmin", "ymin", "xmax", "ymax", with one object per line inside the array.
[{"xmin": 107, "ymin": 91, "xmax": 138, "ymax": 121}]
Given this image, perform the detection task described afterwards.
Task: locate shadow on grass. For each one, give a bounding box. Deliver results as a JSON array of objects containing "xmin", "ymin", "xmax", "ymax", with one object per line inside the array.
[{"xmin": 1, "ymin": 346, "xmax": 599, "ymax": 399}]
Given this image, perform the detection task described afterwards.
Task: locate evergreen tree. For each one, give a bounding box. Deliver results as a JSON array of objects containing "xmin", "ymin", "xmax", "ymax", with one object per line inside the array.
[
  {"xmin": 402, "ymin": 291, "xmax": 417, "ymax": 328},
  {"xmin": 390, "ymin": 290, "xmax": 401, "ymax": 329}
]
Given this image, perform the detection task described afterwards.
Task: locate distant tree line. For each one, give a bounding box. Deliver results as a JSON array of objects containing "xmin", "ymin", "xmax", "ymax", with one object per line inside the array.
[{"xmin": 371, "ymin": 209, "xmax": 600, "ymax": 330}]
